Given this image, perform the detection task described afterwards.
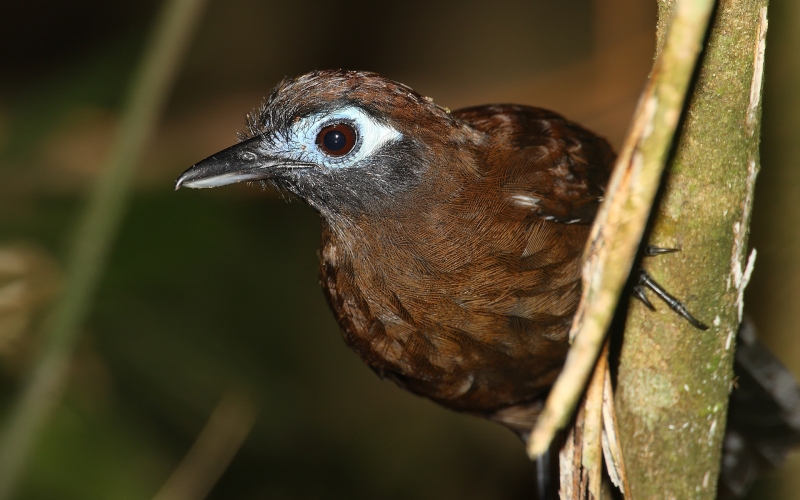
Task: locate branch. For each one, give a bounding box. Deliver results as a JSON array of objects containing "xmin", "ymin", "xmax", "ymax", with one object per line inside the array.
[
  {"xmin": 614, "ymin": 1, "xmax": 767, "ymax": 497},
  {"xmin": 527, "ymin": 0, "xmax": 717, "ymax": 457}
]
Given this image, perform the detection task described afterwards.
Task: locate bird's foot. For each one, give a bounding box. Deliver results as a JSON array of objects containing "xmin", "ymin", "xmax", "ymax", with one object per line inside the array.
[
  {"xmin": 632, "ymin": 246, "xmax": 709, "ymax": 330},
  {"xmin": 642, "ymin": 244, "xmax": 679, "ymax": 257}
]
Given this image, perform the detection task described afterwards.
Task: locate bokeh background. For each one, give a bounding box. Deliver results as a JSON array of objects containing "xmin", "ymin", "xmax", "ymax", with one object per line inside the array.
[{"xmin": 1, "ymin": 0, "xmax": 798, "ymax": 498}]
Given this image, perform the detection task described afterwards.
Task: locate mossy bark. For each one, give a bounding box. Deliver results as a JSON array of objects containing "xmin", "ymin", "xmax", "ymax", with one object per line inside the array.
[{"xmin": 615, "ymin": 0, "xmax": 767, "ymax": 497}]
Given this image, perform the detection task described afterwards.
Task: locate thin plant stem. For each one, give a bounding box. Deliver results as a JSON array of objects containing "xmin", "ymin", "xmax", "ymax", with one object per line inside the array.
[{"xmin": 0, "ymin": 0, "xmax": 208, "ymax": 496}]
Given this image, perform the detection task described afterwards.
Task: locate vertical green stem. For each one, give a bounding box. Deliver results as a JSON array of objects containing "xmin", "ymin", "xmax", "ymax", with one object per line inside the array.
[
  {"xmin": 615, "ymin": 0, "xmax": 767, "ymax": 497},
  {"xmin": 0, "ymin": 0, "xmax": 208, "ymax": 496}
]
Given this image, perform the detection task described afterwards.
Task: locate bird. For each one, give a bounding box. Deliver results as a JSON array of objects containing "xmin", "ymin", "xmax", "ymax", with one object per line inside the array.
[
  {"xmin": 175, "ymin": 70, "xmax": 800, "ymax": 499},
  {"xmin": 176, "ymin": 69, "xmax": 615, "ymax": 439},
  {"xmin": 173, "ymin": 69, "xmax": 713, "ymax": 432}
]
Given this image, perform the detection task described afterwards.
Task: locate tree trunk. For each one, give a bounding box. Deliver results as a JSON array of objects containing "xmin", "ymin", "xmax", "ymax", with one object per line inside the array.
[{"xmin": 615, "ymin": 0, "xmax": 767, "ymax": 498}]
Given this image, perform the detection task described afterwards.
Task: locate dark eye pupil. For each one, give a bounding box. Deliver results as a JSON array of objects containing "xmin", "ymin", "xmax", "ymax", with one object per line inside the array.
[
  {"xmin": 323, "ymin": 130, "xmax": 347, "ymax": 152},
  {"xmin": 316, "ymin": 123, "xmax": 356, "ymax": 157}
]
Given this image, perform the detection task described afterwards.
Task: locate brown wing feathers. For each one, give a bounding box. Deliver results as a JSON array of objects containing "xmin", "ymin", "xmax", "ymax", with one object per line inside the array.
[{"xmin": 320, "ymin": 103, "xmax": 614, "ymax": 432}]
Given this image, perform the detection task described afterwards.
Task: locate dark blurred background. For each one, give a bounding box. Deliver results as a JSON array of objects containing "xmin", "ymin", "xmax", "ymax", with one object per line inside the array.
[{"xmin": 0, "ymin": 0, "xmax": 797, "ymax": 498}]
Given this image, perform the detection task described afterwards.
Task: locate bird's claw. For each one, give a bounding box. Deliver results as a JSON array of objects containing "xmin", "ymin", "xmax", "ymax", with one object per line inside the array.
[
  {"xmin": 632, "ymin": 284, "xmax": 656, "ymax": 311},
  {"xmin": 643, "ymin": 245, "xmax": 680, "ymax": 256},
  {"xmin": 632, "ymin": 246, "xmax": 709, "ymax": 330},
  {"xmin": 633, "ymin": 268, "xmax": 709, "ymax": 330}
]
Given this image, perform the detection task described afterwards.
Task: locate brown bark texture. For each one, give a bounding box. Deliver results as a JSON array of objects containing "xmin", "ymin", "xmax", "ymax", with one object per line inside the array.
[{"xmin": 615, "ymin": 0, "xmax": 767, "ymax": 498}]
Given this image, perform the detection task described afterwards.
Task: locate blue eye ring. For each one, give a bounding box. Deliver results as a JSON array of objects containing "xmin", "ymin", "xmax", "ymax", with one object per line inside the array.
[{"xmin": 316, "ymin": 123, "xmax": 356, "ymax": 157}]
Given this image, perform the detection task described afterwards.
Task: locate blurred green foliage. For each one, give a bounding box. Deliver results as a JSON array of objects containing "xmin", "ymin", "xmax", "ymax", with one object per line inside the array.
[{"xmin": 5, "ymin": 191, "xmax": 537, "ymax": 499}]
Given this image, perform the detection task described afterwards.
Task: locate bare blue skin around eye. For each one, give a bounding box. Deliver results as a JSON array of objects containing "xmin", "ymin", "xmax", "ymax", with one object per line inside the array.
[{"xmin": 279, "ymin": 106, "xmax": 402, "ymax": 169}]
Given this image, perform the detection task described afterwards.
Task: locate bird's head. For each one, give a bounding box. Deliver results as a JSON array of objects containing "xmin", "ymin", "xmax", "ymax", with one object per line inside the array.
[{"xmin": 175, "ymin": 70, "xmax": 479, "ymax": 220}]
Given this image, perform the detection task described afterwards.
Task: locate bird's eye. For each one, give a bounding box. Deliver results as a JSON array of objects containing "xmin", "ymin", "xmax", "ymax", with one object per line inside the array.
[{"xmin": 316, "ymin": 124, "xmax": 356, "ymax": 157}]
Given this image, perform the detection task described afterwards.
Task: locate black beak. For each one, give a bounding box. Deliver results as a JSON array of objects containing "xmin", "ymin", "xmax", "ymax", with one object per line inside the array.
[{"xmin": 174, "ymin": 135, "xmax": 313, "ymax": 190}]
